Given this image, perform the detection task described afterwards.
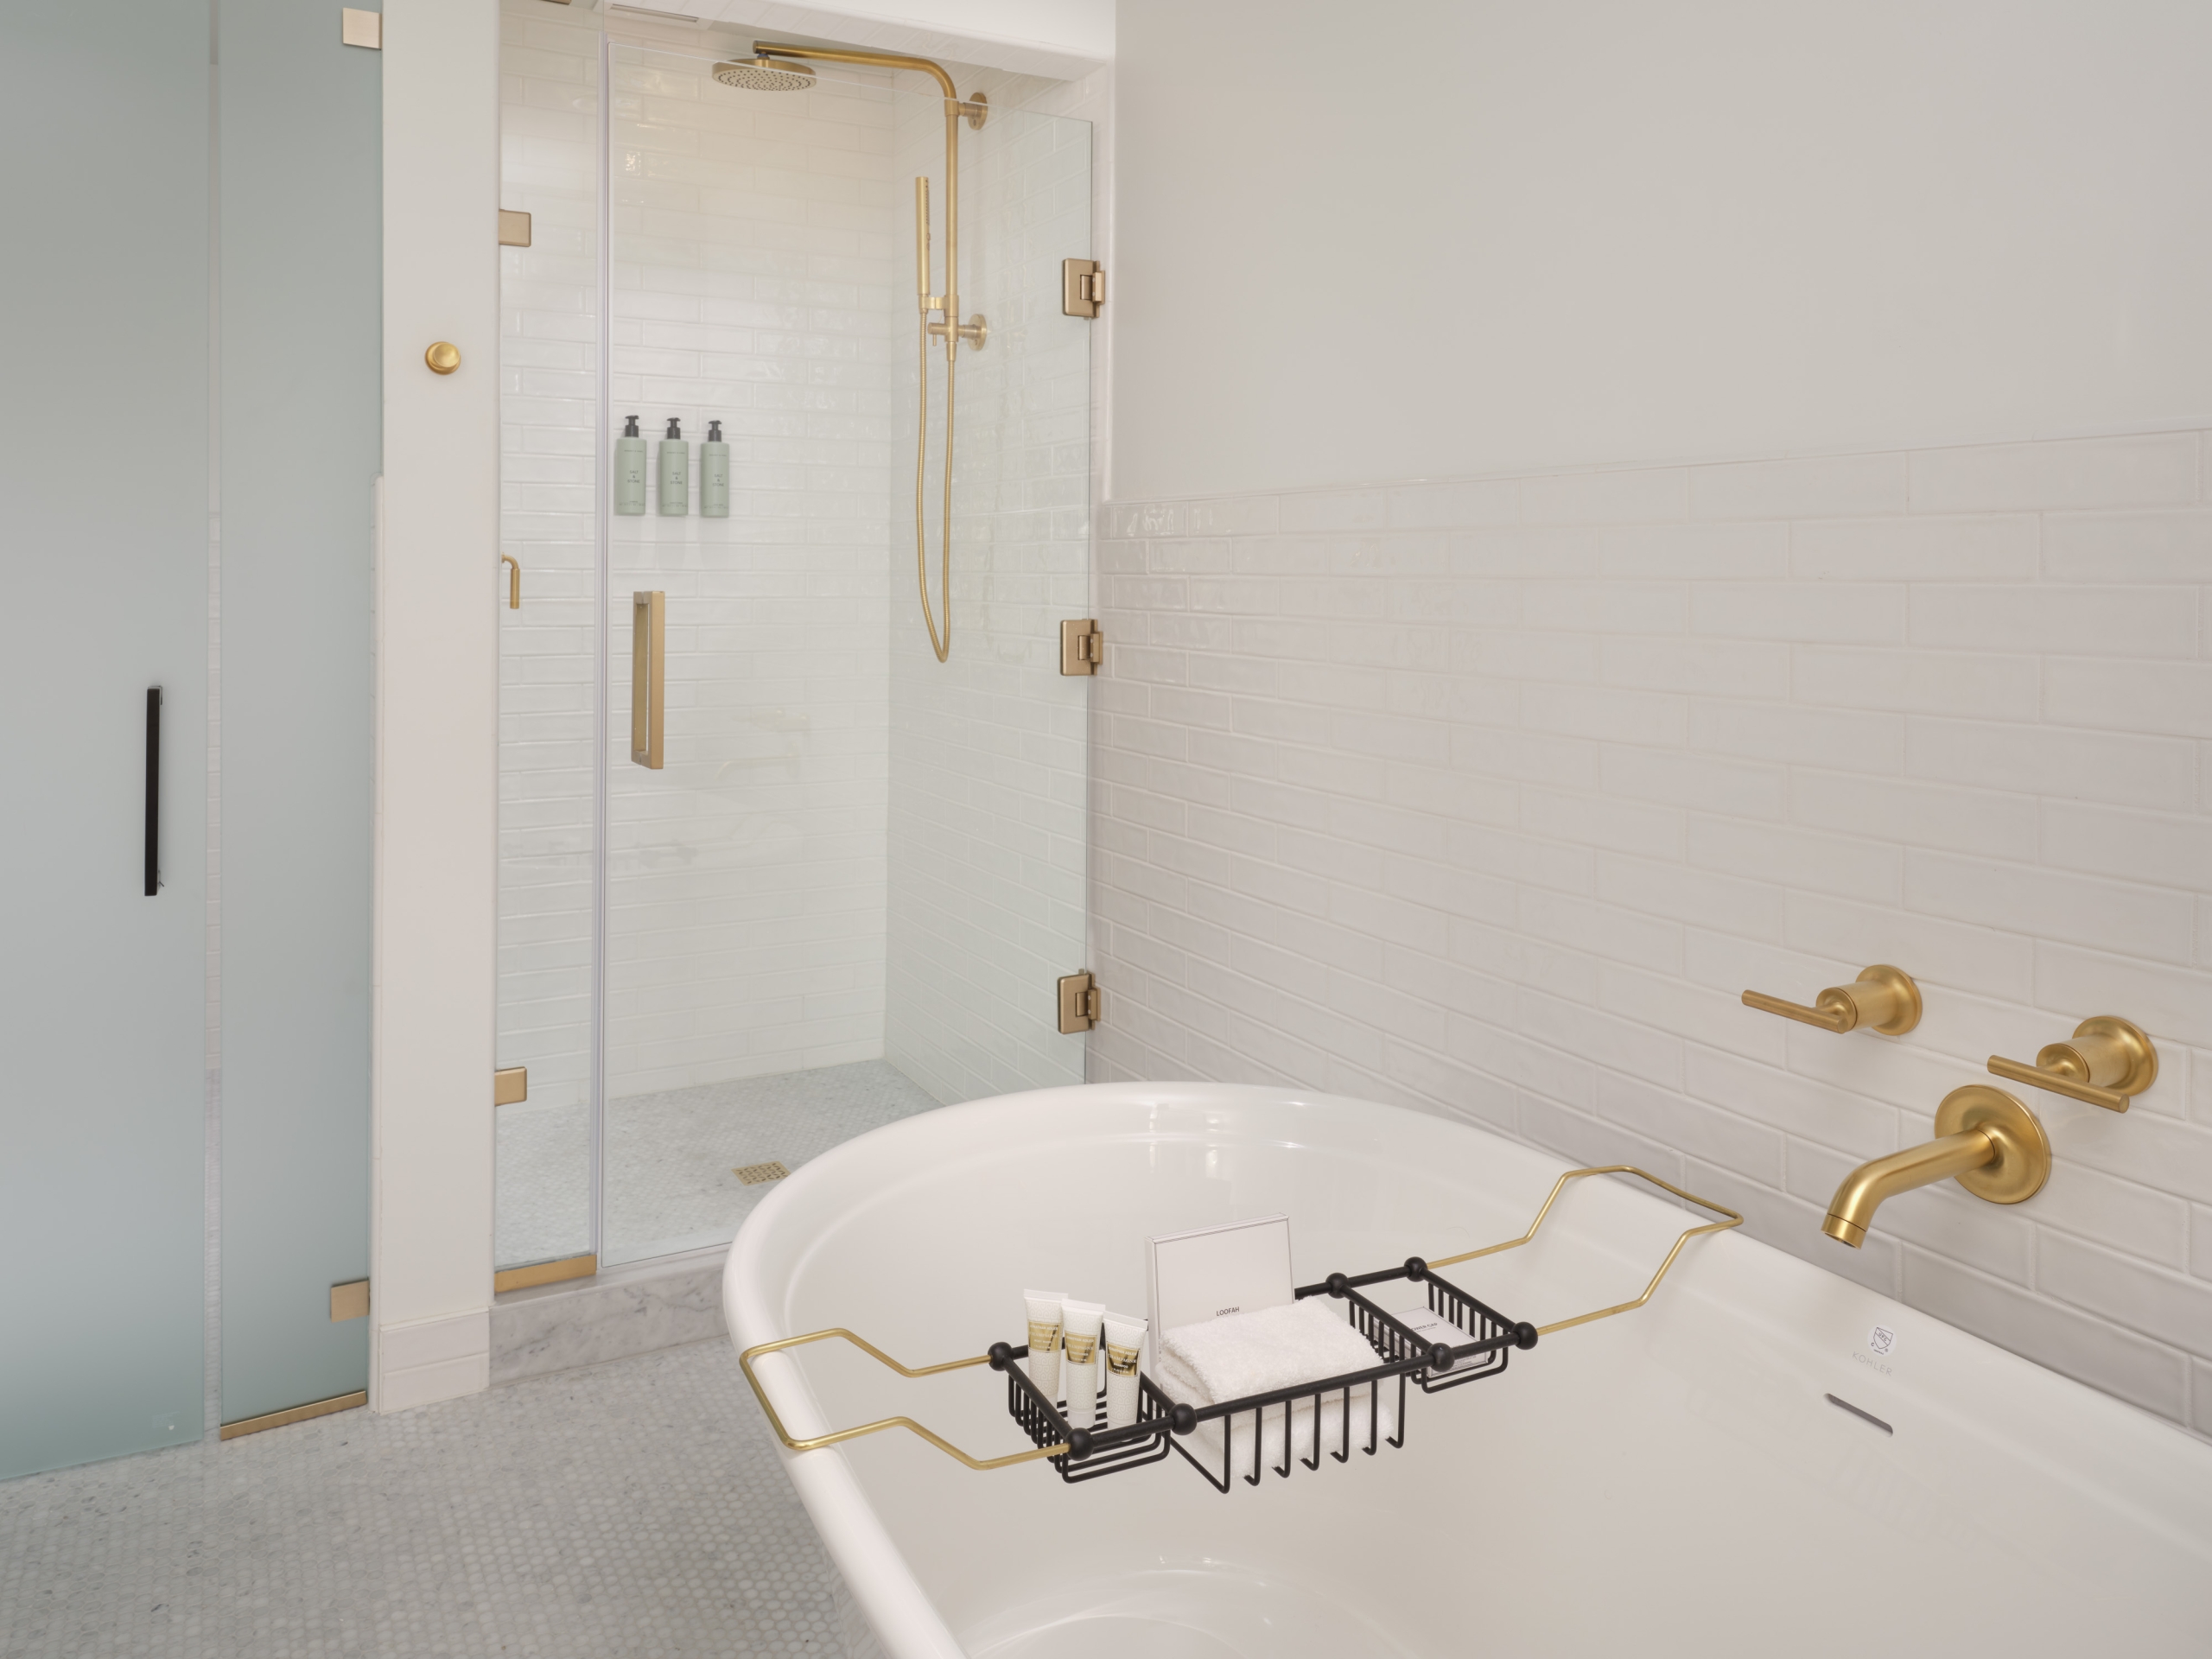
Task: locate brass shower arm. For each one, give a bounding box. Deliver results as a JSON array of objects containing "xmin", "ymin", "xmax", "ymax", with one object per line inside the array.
[{"xmin": 752, "ymin": 41, "xmax": 957, "ymax": 100}]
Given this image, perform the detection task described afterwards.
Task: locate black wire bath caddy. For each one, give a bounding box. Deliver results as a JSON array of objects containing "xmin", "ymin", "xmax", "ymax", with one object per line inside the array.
[{"xmin": 739, "ymin": 1165, "xmax": 1740, "ymax": 1494}]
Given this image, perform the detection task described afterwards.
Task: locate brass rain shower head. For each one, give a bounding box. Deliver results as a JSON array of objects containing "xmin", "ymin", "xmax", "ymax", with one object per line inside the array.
[{"xmin": 711, "ymin": 56, "xmax": 817, "ymax": 91}]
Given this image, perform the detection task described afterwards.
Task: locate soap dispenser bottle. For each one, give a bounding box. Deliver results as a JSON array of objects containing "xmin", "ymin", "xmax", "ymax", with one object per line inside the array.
[
  {"xmin": 658, "ymin": 417, "xmax": 689, "ymax": 516},
  {"xmin": 700, "ymin": 419, "xmax": 730, "ymax": 518},
  {"xmin": 613, "ymin": 416, "xmax": 647, "ymax": 516}
]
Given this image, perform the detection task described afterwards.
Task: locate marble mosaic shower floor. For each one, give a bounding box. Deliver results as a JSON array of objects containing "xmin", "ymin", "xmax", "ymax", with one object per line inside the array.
[
  {"xmin": 0, "ymin": 1340, "xmax": 842, "ymax": 1659},
  {"xmin": 497, "ymin": 1059, "xmax": 944, "ymax": 1268}
]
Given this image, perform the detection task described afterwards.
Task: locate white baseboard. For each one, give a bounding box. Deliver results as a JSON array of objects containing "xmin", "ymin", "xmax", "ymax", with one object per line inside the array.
[{"xmin": 374, "ymin": 1306, "xmax": 491, "ymax": 1413}]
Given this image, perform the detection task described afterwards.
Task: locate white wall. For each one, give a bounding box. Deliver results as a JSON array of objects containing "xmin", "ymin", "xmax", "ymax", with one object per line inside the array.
[
  {"xmin": 1097, "ymin": 0, "xmax": 2212, "ymax": 1439},
  {"xmin": 1114, "ymin": 0, "xmax": 2212, "ymax": 501},
  {"xmin": 374, "ymin": 0, "xmax": 502, "ymax": 1412}
]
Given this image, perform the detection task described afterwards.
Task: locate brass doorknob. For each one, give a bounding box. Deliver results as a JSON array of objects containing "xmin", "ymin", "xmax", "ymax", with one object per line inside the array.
[{"xmin": 425, "ymin": 340, "xmax": 461, "ymax": 375}]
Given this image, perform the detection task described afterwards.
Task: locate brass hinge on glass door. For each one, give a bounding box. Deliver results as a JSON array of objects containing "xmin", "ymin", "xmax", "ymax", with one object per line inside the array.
[
  {"xmin": 632, "ymin": 590, "xmax": 664, "ymax": 769},
  {"xmin": 1062, "ymin": 259, "xmax": 1104, "ymax": 319},
  {"xmin": 1060, "ymin": 618, "xmax": 1103, "ymax": 676},
  {"xmin": 1058, "ymin": 972, "xmax": 1101, "ymax": 1034}
]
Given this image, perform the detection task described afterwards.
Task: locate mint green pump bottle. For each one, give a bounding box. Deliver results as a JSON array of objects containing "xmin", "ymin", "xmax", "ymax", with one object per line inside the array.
[
  {"xmin": 700, "ymin": 419, "xmax": 729, "ymax": 518},
  {"xmin": 613, "ymin": 415, "xmax": 646, "ymax": 516},
  {"xmin": 658, "ymin": 417, "xmax": 689, "ymax": 516}
]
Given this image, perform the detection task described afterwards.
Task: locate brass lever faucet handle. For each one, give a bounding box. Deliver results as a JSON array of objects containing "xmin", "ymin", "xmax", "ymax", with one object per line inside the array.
[
  {"xmin": 1741, "ymin": 963, "xmax": 1921, "ymax": 1036},
  {"xmin": 1988, "ymin": 1015, "xmax": 2156, "ymax": 1113}
]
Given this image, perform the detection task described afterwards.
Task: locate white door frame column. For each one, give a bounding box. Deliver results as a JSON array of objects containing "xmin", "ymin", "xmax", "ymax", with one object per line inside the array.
[{"xmin": 372, "ymin": 0, "xmax": 500, "ymax": 1413}]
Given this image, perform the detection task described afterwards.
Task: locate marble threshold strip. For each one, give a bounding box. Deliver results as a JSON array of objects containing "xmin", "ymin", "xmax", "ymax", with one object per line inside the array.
[{"xmin": 490, "ymin": 1243, "xmax": 729, "ymax": 1386}]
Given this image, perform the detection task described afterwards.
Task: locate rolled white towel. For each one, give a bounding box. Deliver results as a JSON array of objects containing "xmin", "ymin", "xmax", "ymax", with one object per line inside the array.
[
  {"xmin": 1157, "ymin": 1300, "xmax": 1398, "ymax": 1470},
  {"xmin": 1161, "ymin": 1299, "xmax": 1384, "ymax": 1403}
]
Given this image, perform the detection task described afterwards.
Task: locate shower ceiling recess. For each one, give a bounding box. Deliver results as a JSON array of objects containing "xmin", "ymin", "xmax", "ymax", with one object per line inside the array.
[{"xmin": 715, "ymin": 43, "xmax": 989, "ymax": 665}]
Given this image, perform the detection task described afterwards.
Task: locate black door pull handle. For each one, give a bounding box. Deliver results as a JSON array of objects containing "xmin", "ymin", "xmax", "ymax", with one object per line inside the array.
[{"xmin": 144, "ymin": 686, "xmax": 161, "ymax": 897}]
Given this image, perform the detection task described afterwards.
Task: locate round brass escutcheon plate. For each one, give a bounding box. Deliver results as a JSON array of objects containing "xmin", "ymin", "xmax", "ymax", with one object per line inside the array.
[
  {"xmin": 1857, "ymin": 963, "xmax": 1923, "ymax": 1035},
  {"xmin": 963, "ymin": 89, "xmax": 988, "ymax": 130},
  {"xmin": 2073, "ymin": 1014, "xmax": 2158, "ymax": 1096},
  {"xmin": 1936, "ymin": 1085, "xmax": 2050, "ymax": 1206},
  {"xmin": 425, "ymin": 340, "xmax": 461, "ymax": 375}
]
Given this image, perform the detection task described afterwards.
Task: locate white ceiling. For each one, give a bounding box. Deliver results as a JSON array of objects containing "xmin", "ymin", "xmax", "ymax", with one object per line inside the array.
[{"xmin": 598, "ymin": 0, "xmax": 1112, "ymax": 80}]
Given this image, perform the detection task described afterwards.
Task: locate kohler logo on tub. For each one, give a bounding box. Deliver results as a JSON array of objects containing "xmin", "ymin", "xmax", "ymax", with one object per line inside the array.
[{"xmin": 1853, "ymin": 1323, "xmax": 1898, "ymax": 1376}]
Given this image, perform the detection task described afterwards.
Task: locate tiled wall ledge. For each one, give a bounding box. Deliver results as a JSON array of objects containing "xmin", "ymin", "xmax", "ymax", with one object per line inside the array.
[
  {"xmin": 490, "ymin": 1247, "xmax": 728, "ymax": 1386},
  {"xmin": 1087, "ymin": 427, "xmax": 2212, "ymax": 1440}
]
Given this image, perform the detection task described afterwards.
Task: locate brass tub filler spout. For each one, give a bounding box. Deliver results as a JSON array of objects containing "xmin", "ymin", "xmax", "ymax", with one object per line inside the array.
[
  {"xmin": 1821, "ymin": 1085, "xmax": 2050, "ymax": 1249},
  {"xmin": 741, "ymin": 1166, "xmax": 1742, "ymax": 1494}
]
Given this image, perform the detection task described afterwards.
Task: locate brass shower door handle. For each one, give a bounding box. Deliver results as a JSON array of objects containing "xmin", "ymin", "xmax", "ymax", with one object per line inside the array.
[
  {"xmin": 1988, "ymin": 1016, "xmax": 2156, "ymax": 1112},
  {"xmin": 1741, "ymin": 964, "xmax": 1921, "ymax": 1036},
  {"xmin": 631, "ymin": 590, "xmax": 664, "ymax": 769}
]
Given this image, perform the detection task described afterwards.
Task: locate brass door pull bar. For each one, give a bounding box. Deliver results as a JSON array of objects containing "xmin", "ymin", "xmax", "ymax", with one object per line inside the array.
[
  {"xmin": 1427, "ymin": 1165, "xmax": 1744, "ymax": 1336},
  {"xmin": 630, "ymin": 590, "xmax": 664, "ymax": 769},
  {"xmin": 1741, "ymin": 963, "xmax": 1921, "ymax": 1036},
  {"xmin": 740, "ymin": 1328, "xmax": 1069, "ymax": 1470},
  {"xmin": 739, "ymin": 1166, "xmax": 1742, "ymax": 1481},
  {"xmin": 1987, "ymin": 1015, "xmax": 2157, "ymax": 1113}
]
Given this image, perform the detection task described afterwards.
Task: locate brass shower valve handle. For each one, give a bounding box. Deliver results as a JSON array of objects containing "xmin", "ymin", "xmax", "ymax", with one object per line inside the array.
[
  {"xmin": 1987, "ymin": 1015, "xmax": 2157, "ymax": 1113},
  {"xmin": 1740, "ymin": 963, "xmax": 1922, "ymax": 1036}
]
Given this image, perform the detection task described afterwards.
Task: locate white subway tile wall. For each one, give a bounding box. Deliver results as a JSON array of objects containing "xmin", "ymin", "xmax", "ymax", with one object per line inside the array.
[{"xmin": 1089, "ymin": 429, "xmax": 2212, "ymax": 1438}]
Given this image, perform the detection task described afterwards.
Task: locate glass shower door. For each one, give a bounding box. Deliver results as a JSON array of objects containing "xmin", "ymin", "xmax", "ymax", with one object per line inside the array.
[{"xmin": 597, "ymin": 43, "xmax": 1092, "ymax": 1267}]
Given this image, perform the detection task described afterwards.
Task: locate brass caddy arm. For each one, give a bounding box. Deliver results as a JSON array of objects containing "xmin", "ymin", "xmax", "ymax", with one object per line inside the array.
[
  {"xmin": 742, "ymin": 1166, "xmax": 1740, "ymax": 1473},
  {"xmin": 737, "ymin": 1327, "xmax": 1069, "ymax": 1471},
  {"xmin": 1427, "ymin": 1165, "xmax": 1744, "ymax": 1336}
]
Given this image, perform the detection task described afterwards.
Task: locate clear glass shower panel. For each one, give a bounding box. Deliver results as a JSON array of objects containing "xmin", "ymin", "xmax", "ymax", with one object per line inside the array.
[
  {"xmin": 495, "ymin": 11, "xmax": 601, "ymax": 1275},
  {"xmin": 601, "ymin": 45, "xmax": 1090, "ymax": 1267},
  {"xmin": 885, "ymin": 75, "xmax": 1094, "ymax": 1107}
]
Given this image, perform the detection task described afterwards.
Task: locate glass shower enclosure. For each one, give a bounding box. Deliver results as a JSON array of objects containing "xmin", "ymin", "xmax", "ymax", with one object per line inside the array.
[{"xmin": 494, "ymin": 15, "xmax": 1092, "ymax": 1279}]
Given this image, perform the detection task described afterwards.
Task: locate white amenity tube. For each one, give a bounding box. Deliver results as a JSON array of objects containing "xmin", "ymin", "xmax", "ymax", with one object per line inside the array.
[
  {"xmin": 1023, "ymin": 1289, "xmax": 1065, "ymax": 1402},
  {"xmin": 1060, "ymin": 1300, "xmax": 1106, "ymax": 1424},
  {"xmin": 1102, "ymin": 1312, "xmax": 1147, "ymax": 1429}
]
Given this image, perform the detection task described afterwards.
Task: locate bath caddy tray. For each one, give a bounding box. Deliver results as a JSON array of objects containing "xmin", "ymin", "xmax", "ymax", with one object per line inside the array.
[{"xmin": 740, "ymin": 1165, "xmax": 1739, "ymax": 1494}]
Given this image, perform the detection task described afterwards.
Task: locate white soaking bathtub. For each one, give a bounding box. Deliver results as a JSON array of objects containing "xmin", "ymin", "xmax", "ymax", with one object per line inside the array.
[{"xmin": 722, "ymin": 1083, "xmax": 2212, "ymax": 1657}]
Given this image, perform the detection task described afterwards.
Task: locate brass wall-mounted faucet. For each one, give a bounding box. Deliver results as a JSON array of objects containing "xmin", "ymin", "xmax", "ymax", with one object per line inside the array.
[
  {"xmin": 1988, "ymin": 1015, "xmax": 2157, "ymax": 1113},
  {"xmin": 1821, "ymin": 1086, "xmax": 2050, "ymax": 1249},
  {"xmin": 1742, "ymin": 964, "xmax": 1921, "ymax": 1036}
]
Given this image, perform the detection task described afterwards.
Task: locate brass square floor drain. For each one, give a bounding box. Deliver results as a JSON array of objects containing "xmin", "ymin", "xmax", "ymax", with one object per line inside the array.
[{"xmin": 734, "ymin": 1160, "xmax": 790, "ymax": 1185}]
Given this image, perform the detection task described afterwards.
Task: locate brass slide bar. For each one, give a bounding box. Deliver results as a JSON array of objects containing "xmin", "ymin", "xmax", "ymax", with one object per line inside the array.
[{"xmin": 740, "ymin": 1166, "xmax": 1742, "ymax": 1472}]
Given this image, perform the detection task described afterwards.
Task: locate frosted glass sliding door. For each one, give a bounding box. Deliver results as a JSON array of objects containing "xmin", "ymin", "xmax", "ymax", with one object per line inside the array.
[{"xmin": 0, "ymin": 4, "xmax": 212, "ymax": 1478}]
